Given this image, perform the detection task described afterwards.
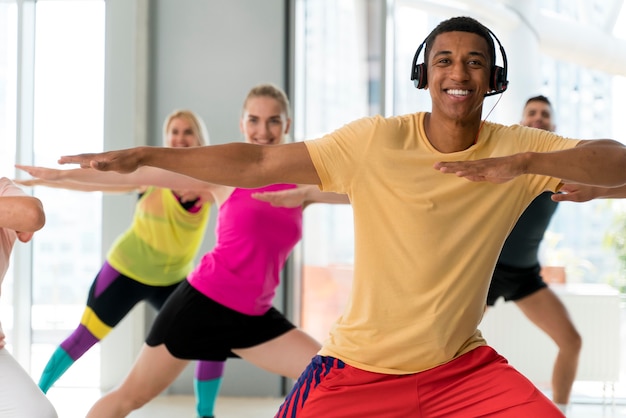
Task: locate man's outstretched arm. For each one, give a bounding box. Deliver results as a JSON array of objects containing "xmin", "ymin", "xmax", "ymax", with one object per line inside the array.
[
  {"xmin": 59, "ymin": 142, "xmax": 320, "ymax": 188},
  {"xmin": 434, "ymin": 139, "xmax": 626, "ymax": 187}
]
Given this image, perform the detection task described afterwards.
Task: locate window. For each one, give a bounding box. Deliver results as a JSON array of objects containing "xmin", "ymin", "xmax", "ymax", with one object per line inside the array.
[
  {"xmin": 2, "ymin": 0, "xmax": 105, "ymax": 389},
  {"xmin": 0, "ymin": 0, "xmax": 18, "ymax": 362},
  {"xmin": 294, "ymin": 0, "xmax": 383, "ymax": 342},
  {"xmin": 0, "ymin": 2, "xmax": 17, "ymax": 174}
]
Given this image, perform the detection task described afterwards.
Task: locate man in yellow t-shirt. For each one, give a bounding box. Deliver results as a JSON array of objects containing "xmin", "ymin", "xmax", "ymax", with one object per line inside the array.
[{"xmin": 59, "ymin": 16, "xmax": 626, "ymax": 418}]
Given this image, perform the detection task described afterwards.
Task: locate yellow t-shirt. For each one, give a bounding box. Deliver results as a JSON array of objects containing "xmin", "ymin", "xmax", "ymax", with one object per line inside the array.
[
  {"xmin": 107, "ymin": 187, "xmax": 210, "ymax": 286},
  {"xmin": 305, "ymin": 112, "xmax": 579, "ymax": 374}
]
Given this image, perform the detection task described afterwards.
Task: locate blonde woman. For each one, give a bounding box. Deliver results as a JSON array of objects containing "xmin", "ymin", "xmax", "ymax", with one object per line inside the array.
[{"xmin": 17, "ymin": 110, "xmax": 220, "ymax": 418}]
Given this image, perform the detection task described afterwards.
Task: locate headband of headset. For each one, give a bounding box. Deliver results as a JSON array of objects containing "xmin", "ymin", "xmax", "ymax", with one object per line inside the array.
[{"xmin": 410, "ymin": 27, "xmax": 508, "ymax": 97}]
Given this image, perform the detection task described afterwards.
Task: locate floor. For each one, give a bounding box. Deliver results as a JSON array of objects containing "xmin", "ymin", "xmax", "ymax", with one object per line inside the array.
[
  {"xmin": 47, "ymin": 388, "xmax": 626, "ymax": 418},
  {"xmin": 47, "ymin": 389, "xmax": 283, "ymax": 417}
]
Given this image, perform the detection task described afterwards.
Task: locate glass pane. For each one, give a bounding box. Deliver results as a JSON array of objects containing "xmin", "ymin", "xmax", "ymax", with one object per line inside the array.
[
  {"xmin": 295, "ymin": 0, "xmax": 382, "ymax": 343},
  {"xmin": 536, "ymin": 57, "xmax": 622, "ymax": 288},
  {"xmin": 30, "ymin": 0, "xmax": 105, "ymax": 389},
  {"xmin": 391, "ymin": 5, "xmax": 443, "ymax": 116},
  {"xmin": 0, "ymin": 1, "xmax": 18, "ymax": 347}
]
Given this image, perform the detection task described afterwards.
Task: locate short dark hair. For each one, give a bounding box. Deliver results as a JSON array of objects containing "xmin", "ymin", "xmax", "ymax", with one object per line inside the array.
[
  {"xmin": 525, "ymin": 95, "xmax": 552, "ymax": 108},
  {"xmin": 424, "ymin": 16, "xmax": 496, "ymax": 68}
]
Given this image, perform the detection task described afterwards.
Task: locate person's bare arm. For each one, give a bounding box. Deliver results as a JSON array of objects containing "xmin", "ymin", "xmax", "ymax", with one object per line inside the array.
[
  {"xmin": 434, "ymin": 140, "xmax": 626, "ymax": 187},
  {"xmin": 252, "ymin": 185, "xmax": 349, "ymax": 209},
  {"xmin": 0, "ymin": 195, "xmax": 45, "ymax": 235},
  {"xmin": 59, "ymin": 142, "xmax": 321, "ymax": 187},
  {"xmin": 552, "ymin": 183, "xmax": 626, "ymax": 202},
  {"xmin": 15, "ymin": 177, "xmax": 138, "ymax": 193},
  {"xmin": 15, "ymin": 165, "xmax": 140, "ymax": 193},
  {"xmin": 0, "ymin": 192, "xmax": 44, "ymax": 349},
  {"xmin": 15, "ymin": 164, "xmax": 216, "ymax": 194}
]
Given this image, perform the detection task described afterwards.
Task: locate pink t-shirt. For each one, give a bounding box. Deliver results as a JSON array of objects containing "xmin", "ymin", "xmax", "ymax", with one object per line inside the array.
[{"xmin": 187, "ymin": 184, "xmax": 302, "ymax": 316}]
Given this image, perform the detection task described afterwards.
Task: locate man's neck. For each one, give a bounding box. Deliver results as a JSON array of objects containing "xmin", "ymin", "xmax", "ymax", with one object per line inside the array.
[{"xmin": 424, "ymin": 112, "xmax": 482, "ymax": 153}]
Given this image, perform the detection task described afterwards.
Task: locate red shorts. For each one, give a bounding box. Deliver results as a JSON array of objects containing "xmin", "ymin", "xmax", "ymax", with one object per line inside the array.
[{"xmin": 275, "ymin": 346, "xmax": 563, "ymax": 417}]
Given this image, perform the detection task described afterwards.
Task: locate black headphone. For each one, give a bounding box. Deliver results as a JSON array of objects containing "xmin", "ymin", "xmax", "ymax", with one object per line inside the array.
[{"xmin": 410, "ymin": 28, "xmax": 508, "ymax": 97}]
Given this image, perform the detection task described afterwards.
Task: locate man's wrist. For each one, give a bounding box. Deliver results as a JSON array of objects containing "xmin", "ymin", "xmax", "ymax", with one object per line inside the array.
[
  {"xmin": 518, "ymin": 152, "xmax": 533, "ymax": 175},
  {"xmin": 135, "ymin": 146, "xmax": 150, "ymax": 167}
]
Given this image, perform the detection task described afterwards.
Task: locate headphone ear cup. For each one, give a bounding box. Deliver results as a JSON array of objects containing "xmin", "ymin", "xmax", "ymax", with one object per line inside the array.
[
  {"xmin": 413, "ymin": 64, "xmax": 427, "ymax": 89},
  {"xmin": 490, "ymin": 66, "xmax": 506, "ymax": 93}
]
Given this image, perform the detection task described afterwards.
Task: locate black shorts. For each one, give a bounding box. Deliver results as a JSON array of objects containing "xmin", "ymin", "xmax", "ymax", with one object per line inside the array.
[
  {"xmin": 145, "ymin": 280, "xmax": 296, "ymax": 361},
  {"xmin": 486, "ymin": 263, "xmax": 547, "ymax": 306},
  {"xmin": 87, "ymin": 262, "xmax": 182, "ymax": 327}
]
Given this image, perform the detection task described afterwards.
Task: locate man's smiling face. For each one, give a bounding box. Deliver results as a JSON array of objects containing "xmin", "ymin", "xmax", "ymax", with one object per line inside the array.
[{"xmin": 426, "ymin": 31, "xmax": 492, "ymax": 123}]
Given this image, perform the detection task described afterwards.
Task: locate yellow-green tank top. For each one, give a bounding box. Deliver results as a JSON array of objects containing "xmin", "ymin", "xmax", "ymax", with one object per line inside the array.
[{"xmin": 107, "ymin": 186, "xmax": 210, "ymax": 286}]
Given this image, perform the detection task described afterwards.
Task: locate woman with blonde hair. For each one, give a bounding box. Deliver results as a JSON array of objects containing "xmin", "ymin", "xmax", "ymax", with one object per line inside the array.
[{"xmin": 17, "ymin": 109, "xmax": 221, "ymax": 417}]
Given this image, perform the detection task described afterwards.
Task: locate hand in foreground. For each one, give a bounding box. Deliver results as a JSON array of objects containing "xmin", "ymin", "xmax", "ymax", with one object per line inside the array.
[
  {"xmin": 434, "ymin": 155, "xmax": 523, "ymax": 184},
  {"xmin": 252, "ymin": 188, "xmax": 307, "ymax": 208},
  {"xmin": 59, "ymin": 149, "xmax": 141, "ymax": 173},
  {"xmin": 552, "ymin": 183, "xmax": 601, "ymax": 203},
  {"xmin": 15, "ymin": 165, "xmax": 64, "ymax": 182}
]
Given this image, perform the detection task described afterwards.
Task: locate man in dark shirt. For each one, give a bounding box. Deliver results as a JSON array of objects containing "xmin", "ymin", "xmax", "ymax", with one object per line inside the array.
[{"xmin": 485, "ymin": 95, "xmax": 581, "ymax": 415}]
